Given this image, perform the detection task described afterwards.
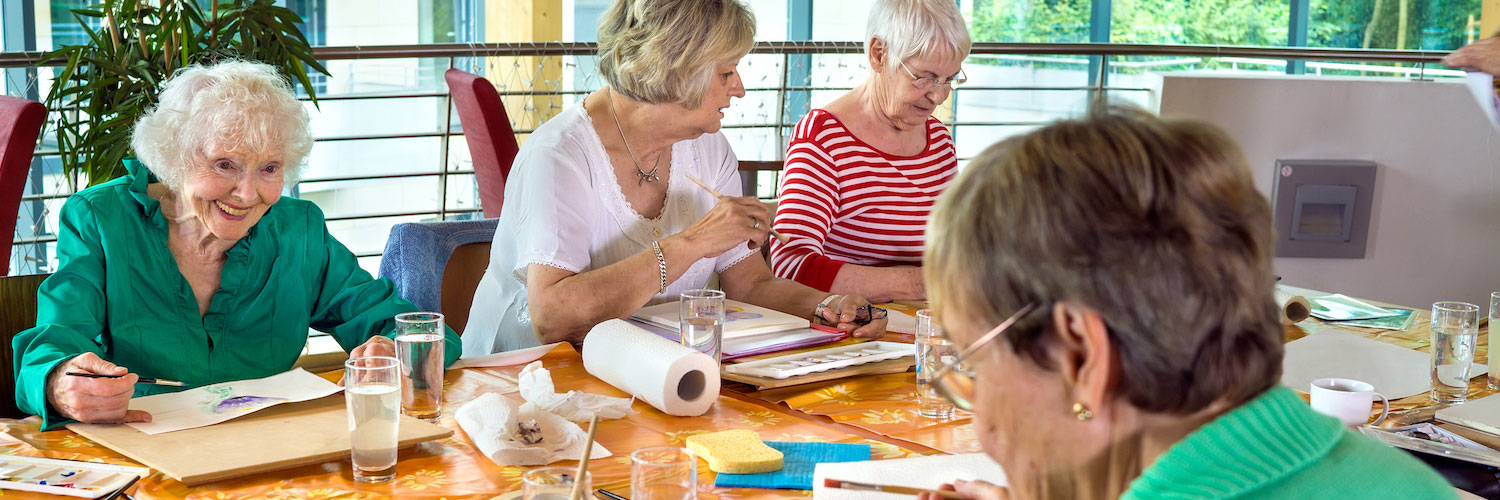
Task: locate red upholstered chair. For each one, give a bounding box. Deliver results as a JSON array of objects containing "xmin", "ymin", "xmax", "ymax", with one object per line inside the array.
[
  {"xmin": 0, "ymin": 96, "xmax": 46, "ymax": 276},
  {"xmin": 445, "ymin": 69, "xmax": 520, "ymax": 218}
]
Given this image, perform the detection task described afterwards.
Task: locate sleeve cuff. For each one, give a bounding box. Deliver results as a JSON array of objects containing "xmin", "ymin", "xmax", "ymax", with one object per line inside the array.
[{"xmin": 793, "ymin": 254, "xmax": 847, "ymax": 292}]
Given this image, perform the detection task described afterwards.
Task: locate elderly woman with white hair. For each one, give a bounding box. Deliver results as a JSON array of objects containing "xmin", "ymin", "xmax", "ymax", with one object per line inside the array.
[
  {"xmin": 13, "ymin": 60, "xmax": 460, "ymax": 429},
  {"xmin": 769, "ymin": 0, "xmax": 970, "ymax": 303},
  {"xmin": 463, "ymin": 0, "xmax": 885, "ymax": 355}
]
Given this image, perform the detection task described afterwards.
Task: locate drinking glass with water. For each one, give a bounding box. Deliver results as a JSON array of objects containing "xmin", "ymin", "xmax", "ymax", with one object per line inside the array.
[
  {"xmin": 680, "ymin": 289, "xmax": 725, "ymax": 363},
  {"xmin": 916, "ymin": 309, "xmax": 957, "ymax": 419},
  {"xmin": 395, "ymin": 312, "xmax": 445, "ymax": 421},
  {"xmin": 1490, "ymin": 292, "xmax": 1500, "ymax": 391},
  {"xmin": 345, "ymin": 356, "xmax": 400, "ymax": 483},
  {"xmin": 631, "ymin": 446, "xmax": 697, "ymax": 500},
  {"xmin": 1431, "ymin": 301, "xmax": 1480, "ymax": 404},
  {"xmin": 522, "ymin": 467, "xmax": 591, "ymax": 500}
]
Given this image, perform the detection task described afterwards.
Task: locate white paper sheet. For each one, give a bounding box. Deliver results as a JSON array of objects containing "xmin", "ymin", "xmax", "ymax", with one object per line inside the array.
[
  {"xmin": 814, "ymin": 453, "xmax": 1007, "ymax": 500},
  {"xmin": 885, "ymin": 308, "xmax": 918, "ymax": 335},
  {"xmin": 1282, "ymin": 330, "xmax": 1487, "ymax": 399},
  {"xmin": 126, "ymin": 368, "xmax": 343, "ymax": 435},
  {"xmin": 452, "ymin": 342, "xmax": 564, "ymax": 369},
  {"xmin": 1465, "ymin": 72, "xmax": 1500, "ymax": 131}
]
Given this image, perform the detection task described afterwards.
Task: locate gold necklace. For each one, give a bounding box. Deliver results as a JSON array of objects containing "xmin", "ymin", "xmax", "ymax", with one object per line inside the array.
[{"xmin": 606, "ymin": 88, "xmax": 661, "ymax": 185}]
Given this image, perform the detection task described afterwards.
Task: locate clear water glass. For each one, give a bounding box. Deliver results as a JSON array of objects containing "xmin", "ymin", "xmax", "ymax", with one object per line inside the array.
[
  {"xmin": 345, "ymin": 356, "xmax": 401, "ymax": 483},
  {"xmin": 522, "ymin": 467, "xmax": 590, "ymax": 500},
  {"xmin": 1490, "ymin": 293, "xmax": 1500, "ymax": 391},
  {"xmin": 631, "ymin": 446, "xmax": 698, "ymax": 500},
  {"xmin": 680, "ymin": 289, "xmax": 725, "ymax": 363},
  {"xmin": 916, "ymin": 309, "xmax": 957, "ymax": 419},
  {"xmin": 1432, "ymin": 301, "xmax": 1481, "ymax": 404},
  {"xmin": 395, "ymin": 312, "xmax": 445, "ymax": 421}
]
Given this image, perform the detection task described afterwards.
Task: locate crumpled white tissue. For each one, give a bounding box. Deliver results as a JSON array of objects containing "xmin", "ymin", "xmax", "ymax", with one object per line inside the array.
[
  {"xmin": 455, "ymin": 392, "xmax": 611, "ymax": 466},
  {"xmin": 518, "ymin": 361, "xmax": 635, "ymax": 421}
]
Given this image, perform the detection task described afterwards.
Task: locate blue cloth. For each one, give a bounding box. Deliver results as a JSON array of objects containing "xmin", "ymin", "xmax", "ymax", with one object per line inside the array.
[
  {"xmin": 378, "ymin": 218, "xmax": 499, "ymax": 313},
  {"xmin": 713, "ymin": 441, "xmax": 871, "ymax": 490}
]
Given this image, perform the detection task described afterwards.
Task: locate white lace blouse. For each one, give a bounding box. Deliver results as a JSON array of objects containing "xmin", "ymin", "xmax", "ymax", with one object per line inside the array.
[{"xmin": 462, "ymin": 104, "xmax": 757, "ymax": 355}]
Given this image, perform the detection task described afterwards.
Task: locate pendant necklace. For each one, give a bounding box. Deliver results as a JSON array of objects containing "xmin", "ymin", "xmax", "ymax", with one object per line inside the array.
[{"xmin": 606, "ymin": 88, "xmax": 661, "ymax": 185}]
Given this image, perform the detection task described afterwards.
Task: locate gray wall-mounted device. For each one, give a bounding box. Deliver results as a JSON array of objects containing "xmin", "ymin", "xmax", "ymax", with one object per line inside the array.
[{"xmin": 1271, "ymin": 159, "xmax": 1377, "ymax": 259}]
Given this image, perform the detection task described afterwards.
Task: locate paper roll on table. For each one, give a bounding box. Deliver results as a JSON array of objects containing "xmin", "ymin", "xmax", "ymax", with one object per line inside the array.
[
  {"xmin": 1275, "ymin": 289, "xmax": 1311, "ymax": 325},
  {"xmin": 582, "ymin": 319, "xmax": 719, "ymax": 416}
]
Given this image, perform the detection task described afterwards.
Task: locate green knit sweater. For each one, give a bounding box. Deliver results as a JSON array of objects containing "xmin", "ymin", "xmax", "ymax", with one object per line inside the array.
[{"xmin": 1123, "ymin": 387, "xmax": 1457, "ymax": 499}]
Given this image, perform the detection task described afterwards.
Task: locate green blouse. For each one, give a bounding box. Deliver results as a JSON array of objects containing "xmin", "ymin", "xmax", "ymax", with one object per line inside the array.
[
  {"xmin": 13, "ymin": 159, "xmax": 461, "ymax": 430},
  {"xmin": 1123, "ymin": 386, "xmax": 1457, "ymax": 499}
]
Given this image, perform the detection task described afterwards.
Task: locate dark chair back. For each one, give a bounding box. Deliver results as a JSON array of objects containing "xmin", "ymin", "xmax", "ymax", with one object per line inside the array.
[
  {"xmin": 445, "ymin": 69, "xmax": 520, "ymax": 218},
  {"xmin": 1, "ymin": 273, "xmax": 48, "ymax": 418},
  {"xmin": 0, "ymin": 97, "xmax": 46, "ymax": 275}
]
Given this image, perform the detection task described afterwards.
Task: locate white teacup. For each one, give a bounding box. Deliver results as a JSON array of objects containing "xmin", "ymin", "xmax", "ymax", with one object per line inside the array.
[{"xmin": 1310, "ymin": 377, "xmax": 1389, "ymax": 427}]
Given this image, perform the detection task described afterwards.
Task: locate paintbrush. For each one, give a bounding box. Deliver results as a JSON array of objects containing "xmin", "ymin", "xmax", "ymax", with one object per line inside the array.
[
  {"xmin": 822, "ymin": 478, "xmax": 966, "ymax": 499},
  {"xmin": 569, "ymin": 415, "xmax": 600, "ymax": 500},
  {"xmin": 67, "ymin": 372, "xmax": 185, "ymax": 387},
  {"xmin": 682, "ymin": 173, "xmax": 790, "ymax": 244}
]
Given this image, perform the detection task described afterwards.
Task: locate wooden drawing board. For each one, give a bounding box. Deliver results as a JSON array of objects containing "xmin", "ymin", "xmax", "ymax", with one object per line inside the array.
[{"xmin": 67, "ymin": 394, "xmax": 451, "ymax": 486}]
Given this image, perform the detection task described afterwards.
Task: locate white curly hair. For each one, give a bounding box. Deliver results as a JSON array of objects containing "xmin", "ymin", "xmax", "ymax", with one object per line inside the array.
[{"xmin": 131, "ymin": 59, "xmax": 313, "ymax": 191}]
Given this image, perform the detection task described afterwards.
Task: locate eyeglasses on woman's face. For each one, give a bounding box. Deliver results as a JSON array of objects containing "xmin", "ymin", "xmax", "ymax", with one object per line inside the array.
[
  {"xmin": 898, "ymin": 59, "xmax": 967, "ymax": 91},
  {"xmin": 926, "ymin": 303, "xmax": 1039, "ymax": 412}
]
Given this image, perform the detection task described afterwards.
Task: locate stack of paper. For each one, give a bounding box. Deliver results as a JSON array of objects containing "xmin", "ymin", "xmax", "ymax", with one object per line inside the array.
[{"xmin": 633, "ymin": 299, "xmax": 809, "ymax": 338}]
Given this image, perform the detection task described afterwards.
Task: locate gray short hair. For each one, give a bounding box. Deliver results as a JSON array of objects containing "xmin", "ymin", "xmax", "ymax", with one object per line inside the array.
[
  {"xmin": 597, "ymin": 0, "xmax": 756, "ymax": 109},
  {"xmin": 927, "ymin": 106, "xmax": 1282, "ymax": 415},
  {"xmin": 131, "ymin": 60, "xmax": 313, "ymax": 191},
  {"xmin": 866, "ymin": 0, "xmax": 972, "ymax": 68}
]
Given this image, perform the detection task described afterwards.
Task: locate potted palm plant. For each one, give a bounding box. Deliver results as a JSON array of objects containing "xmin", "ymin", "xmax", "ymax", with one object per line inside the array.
[{"xmin": 39, "ymin": 0, "xmax": 329, "ymax": 187}]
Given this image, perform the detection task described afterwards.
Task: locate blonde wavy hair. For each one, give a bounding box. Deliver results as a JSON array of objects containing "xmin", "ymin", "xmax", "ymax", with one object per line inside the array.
[
  {"xmin": 596, "ymin": 0, "xmax": 756, "ymax": 109},
  {"xmin": 131, "ymin": 60, "xmax": 313, "ymax": 191}
]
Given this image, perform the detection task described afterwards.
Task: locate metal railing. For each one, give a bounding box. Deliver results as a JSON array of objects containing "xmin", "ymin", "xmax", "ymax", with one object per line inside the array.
[{"xmin": 3, "ymin": 41, "xmax": 1459, "ymax": 268}]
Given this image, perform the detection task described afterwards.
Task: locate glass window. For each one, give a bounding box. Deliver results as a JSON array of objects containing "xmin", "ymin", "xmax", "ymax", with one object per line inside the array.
[
  {"xmin": 970, "ymin": 0, "xmax": 1092, "ymax": 43},
  {"xmin": 1112, "ymin": 0, "xmax": 1290, "ymax": 46},
  {"xmin": 1311, "ymin": 0, "xmax": 1482, "ymax": 51}
]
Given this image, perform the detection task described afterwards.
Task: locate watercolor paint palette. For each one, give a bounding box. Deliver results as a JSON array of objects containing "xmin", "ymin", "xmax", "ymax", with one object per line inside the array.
[
  {"xmin": 0, "ymin": 455, "xmax": 147, "ymax": 498},
  {"xmin": 723, "ymin": 341, "xmax": 912, "ymax": 379}
]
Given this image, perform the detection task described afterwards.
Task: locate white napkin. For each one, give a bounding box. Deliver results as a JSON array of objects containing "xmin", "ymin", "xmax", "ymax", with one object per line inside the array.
[
  {"xmin": 518, "ymin": 361, "xmax": 635, "ymax": 421},
  {"xmin": 455, "ymin": 392, "xmax": 610, "ymax": 466},
  {"xmin": 814, "ymin": 453, "xmax": 1007, "ymax": 499}
]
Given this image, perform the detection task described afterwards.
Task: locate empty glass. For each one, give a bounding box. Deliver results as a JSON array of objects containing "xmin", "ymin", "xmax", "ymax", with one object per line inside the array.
[
  {"xmin": 916, "ymin": 309, "xmax": 957, "ymax": 419},
  {"xmin": 631, "ymin": 446, "xmax": 697, "ymax": 500},
  {"xmin": 522, "ymin": 467, "xmax": 590, "ymax": 500},
  {"xmin": 1431, "ymin": 301, "xmax": 1480, "ymax": 404}
]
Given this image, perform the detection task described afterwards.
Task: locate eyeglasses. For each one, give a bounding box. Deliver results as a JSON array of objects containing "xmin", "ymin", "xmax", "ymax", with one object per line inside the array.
[
  {"xmin": 898, "ymin": 60, "xmax": 967, "ymax": 91},
  {"xmin": 925, "ymin": 302, "xmax": 1039, "ymax": 411}
]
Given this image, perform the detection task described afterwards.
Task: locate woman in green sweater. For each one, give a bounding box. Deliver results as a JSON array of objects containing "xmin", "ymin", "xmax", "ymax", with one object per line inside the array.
[
  {"xmin": 13, "ymin": 60, "xmax": 461, "ymax": 430},
  {"xmin": 916, "ymin": 108, "xmax": 1456, "ymax": 499}
]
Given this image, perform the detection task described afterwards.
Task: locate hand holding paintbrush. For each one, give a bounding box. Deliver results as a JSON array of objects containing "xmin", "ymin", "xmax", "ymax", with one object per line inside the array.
[{"xmin": 683, "ymin": 173, "xmax": 790, "ymax": 245}]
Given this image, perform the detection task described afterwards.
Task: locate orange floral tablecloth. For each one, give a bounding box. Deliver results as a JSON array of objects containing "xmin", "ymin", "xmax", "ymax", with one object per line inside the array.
[{"xmin": 0, "ymin": 344, "xmax": 926, "ymax": 500}]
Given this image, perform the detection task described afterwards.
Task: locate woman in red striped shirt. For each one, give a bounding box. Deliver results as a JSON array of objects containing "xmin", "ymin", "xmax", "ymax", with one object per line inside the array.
[{"xmin": 770, "ymin": 0, "xmax": 972, "ymax": 303}]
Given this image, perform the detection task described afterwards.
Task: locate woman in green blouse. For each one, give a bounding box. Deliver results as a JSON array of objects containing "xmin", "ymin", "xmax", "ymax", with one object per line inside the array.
[
  {"xmin": 916, "ymin": 108, "xmax": 1456, "ymax": 499},
  {"xmin": 13, "ymin": 60, "xmax": 461, "ymax": 430}
]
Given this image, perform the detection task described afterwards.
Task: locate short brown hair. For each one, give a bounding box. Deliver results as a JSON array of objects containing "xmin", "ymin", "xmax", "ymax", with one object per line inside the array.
[
  {"xmin": 926, "ymin": 106, "xmax": 1282, "ymax": 414},
  {"xmin": 596, "ymin": 0, "xmax": 755, "ymax": 109}
]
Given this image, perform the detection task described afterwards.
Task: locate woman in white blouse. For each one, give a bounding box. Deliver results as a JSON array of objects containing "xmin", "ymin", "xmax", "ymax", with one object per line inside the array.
[{"xmin": 463, "ymin": 0, "xmax": 887, "ymax": 355}]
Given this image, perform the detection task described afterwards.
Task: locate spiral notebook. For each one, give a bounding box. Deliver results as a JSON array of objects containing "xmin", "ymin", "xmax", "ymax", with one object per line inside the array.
[
  {"xmin": 625, "ymin": 318, "xmax": 844, "ymax": 361},
  {"xmin": 632, "ymin": 299, "xmax": 811, "ymax": 338}
]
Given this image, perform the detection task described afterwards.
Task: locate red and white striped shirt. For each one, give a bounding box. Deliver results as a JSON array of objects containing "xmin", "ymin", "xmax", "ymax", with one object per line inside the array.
[{"xmin": 770, "ymin": 109, "xmax": 958, "ymax": 291}]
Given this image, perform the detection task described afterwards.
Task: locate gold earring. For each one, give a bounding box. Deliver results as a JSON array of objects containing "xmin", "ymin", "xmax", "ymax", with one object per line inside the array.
[{"xmin": 1072, "ymin": 402, "xmax": 1093, "ymax": 421}]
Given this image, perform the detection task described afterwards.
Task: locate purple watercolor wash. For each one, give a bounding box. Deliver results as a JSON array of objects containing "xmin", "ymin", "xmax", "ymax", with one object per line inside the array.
[{"xmin": 213, "ymin": 395, "xmax": 287, "ymax": 414}]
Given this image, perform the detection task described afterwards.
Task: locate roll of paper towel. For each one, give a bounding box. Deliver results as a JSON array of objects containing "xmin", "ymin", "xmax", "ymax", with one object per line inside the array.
[
  {"xmin": 582, "ymin": 319, "xmax": 719, "ymax": 416},
  {"xmin": 1275, "ymin": 289, "xmax": 1311, "ymax": 325}
]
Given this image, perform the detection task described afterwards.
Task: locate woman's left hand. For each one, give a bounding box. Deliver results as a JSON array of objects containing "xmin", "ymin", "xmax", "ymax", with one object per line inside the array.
[
  {"xmin": 349, "ymin": 335, "xmax": 397, "ymax": 359},
  {"xmin": 814, "ymin": 294, "xmax": 887, "ymax": 338}
]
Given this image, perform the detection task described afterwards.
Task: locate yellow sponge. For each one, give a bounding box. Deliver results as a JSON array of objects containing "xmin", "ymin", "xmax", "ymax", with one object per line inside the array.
[{"xmin": 684, "ymin": 429, "xmax": 784, "ymax": 474}]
